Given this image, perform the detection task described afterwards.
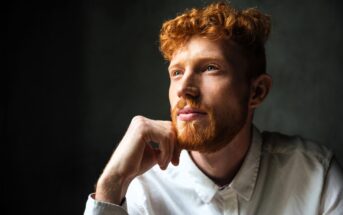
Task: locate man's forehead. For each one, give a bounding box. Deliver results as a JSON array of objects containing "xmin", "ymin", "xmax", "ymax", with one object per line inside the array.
[
  {"xmin": 169, "ymin": 36, "xmax": 243, "ymax": 68},
  {"xmin": 170, "ymin": 37, "xmax": 228, "ymax": 65}
]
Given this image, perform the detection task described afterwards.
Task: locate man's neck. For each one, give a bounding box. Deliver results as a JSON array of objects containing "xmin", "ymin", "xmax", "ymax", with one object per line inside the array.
[{"xmin": 189, "ymin": 122, "xmax": 252, "ymax": 186}]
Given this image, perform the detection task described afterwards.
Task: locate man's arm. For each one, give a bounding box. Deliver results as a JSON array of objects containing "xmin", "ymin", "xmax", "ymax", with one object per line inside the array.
[
  {"xmin": 94, "ymin": 116, "xmax": 181, "ymax": 204},
  {"xmin": 84, "ymin": 193, "xmax": 129, "ymax": 215}
]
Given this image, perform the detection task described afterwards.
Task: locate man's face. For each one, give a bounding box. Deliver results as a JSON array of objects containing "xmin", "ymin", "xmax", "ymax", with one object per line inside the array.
[{"xmin": 168, "ymin": 36, "xmax": 251, "ymax": 153}]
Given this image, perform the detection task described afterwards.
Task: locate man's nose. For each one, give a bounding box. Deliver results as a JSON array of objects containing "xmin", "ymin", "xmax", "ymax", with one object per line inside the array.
[{"xmin": 176, "ymin": 71, "xmax": 200, "ymax": 99}]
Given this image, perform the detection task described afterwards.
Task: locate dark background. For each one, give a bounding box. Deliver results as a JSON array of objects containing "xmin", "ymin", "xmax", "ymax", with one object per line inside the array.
[{"xmin": 6, "ymin": 0, "xmax": 343, "ymax": 214}]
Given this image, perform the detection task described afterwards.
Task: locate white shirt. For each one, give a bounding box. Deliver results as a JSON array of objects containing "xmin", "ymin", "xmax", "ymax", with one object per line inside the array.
[{"xmin": 84, "ymin": 126, "xmax": 343, "ymax": 215}]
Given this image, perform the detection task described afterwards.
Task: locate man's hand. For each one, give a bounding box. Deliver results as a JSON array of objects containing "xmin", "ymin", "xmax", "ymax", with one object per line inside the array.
[{"xmin": 95, "ymin": 116, "xmax": 181, "ymax": 204}]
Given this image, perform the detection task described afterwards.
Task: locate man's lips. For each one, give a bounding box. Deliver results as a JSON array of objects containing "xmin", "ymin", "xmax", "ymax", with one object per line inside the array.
[{"xmin": 177, "ymin": 107, "xmax": 207, "ymax": 121}]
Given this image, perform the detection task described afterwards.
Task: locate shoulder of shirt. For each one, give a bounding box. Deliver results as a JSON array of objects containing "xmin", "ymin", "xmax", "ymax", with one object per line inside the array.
[{"xmin": 260, "ymin": 130, "xmax": 333, "ymax": 166}]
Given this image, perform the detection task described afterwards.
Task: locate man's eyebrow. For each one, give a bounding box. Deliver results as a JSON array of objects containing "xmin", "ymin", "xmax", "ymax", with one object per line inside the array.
[
  {"xmin": 168, "ymin": 63, "xmax": 184, "ymax": 71},
  {"xmin": 196, "ymin": 56, "xmax": 227, "ymax": 63},
  {"xmin": 168, "ymin": 56, "xmax": 227, "ymax": 70},
  {"xmin": 195, "ymin": 56, "xmax": 234, "ymax": 68}
]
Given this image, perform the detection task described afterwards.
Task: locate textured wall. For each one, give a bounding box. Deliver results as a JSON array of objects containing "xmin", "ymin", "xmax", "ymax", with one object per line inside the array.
[
  {"xmin": 7, "ymin": 0, "xmax": 343, "ymax": 214},
  {"xmin": 84, "ymin": 0, "xmax": 343, "ymax": 170}
]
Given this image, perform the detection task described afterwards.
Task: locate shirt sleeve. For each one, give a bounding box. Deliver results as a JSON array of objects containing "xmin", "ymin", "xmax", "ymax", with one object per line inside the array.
[
  {"xmin": 84, "ymin": 193, "xmax": 128, "ymax": 215},
  {"xmin": 320, "ymin": 158, "xmax": 343, "ymax": 215}
]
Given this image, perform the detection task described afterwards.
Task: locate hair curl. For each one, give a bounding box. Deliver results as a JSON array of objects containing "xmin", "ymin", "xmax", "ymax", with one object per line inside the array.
[{"xmin": 159, "ymin": 2, "xmax": 271, "ymax": 79}]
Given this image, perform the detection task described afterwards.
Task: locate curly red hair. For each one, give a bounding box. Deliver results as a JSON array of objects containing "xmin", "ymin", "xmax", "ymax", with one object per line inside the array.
[{"xmin": 159, "ymin": 2, "xmax": 271, "ymax": 79}]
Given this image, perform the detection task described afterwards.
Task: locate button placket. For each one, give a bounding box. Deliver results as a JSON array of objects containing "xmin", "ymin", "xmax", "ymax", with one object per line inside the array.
[{"xmin": 222, "ymin": 189, "xmax": 239, "ymax": 215}]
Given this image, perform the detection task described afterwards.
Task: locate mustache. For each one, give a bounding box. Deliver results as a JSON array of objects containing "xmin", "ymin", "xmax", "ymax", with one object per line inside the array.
[{"xmin": 176, "ymin": 98, "xmax": 201, "ymax": 110}]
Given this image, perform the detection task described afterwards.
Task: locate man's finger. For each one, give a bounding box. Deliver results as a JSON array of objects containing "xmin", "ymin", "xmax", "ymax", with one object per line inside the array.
[{"xmin": 171, "ymin": 143, "xmax": 182, "ymax": 166}]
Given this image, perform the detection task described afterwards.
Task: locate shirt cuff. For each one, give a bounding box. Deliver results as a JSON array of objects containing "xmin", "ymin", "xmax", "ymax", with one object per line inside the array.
[{"xmin": 84, "ymin": 193, "xmax": 128, "ymax": 215}]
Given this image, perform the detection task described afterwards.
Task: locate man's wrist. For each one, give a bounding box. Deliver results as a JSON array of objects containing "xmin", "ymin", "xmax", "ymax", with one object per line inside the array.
[{"xmin": 95, "ymin": 174, "xmax": 131, "ymax": 205}]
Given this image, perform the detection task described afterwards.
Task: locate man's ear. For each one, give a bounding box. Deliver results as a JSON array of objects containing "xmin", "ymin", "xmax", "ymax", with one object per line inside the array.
[{"xmin": 249, "ymin": 74, "xmax": 272, "ymax": 109}]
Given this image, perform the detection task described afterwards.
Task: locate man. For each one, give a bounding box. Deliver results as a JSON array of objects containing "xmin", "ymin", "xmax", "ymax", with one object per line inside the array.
[{"xmin": 85, "ymin": 2, "xmax": 343, "ymax": 214}]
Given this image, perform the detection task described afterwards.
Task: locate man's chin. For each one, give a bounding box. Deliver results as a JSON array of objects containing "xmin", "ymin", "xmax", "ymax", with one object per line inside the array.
[
  {"xmin": 176, "ymin": 130, "xmax": 221, "ymax": 153},
  {"xmin": 175, "ymin": 123, "xmax": 243, "ymax": 154},
  {"xmin": 177, "ymin": 139, "xmax": 227, "ymax": 153}
]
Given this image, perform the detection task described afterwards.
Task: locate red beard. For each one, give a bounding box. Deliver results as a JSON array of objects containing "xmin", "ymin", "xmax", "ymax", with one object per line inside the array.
[{"xmin": 171, "ymin": 98, "xmax": 248, "ymax": 153}]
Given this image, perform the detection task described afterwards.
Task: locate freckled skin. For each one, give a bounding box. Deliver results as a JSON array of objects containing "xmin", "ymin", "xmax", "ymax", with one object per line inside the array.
[{"xmin": 168, "ymin": 36, "xmax": 250, "ymax": 152}]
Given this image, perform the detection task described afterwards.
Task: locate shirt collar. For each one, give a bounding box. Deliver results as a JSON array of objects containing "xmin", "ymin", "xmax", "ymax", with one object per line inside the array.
[
  {"xmin": 178, "ymin": 125, "xmax": 262, "ymax": 203},
  {"xmin": 230, "ymin": 125, "xmax": 262, "ymax": 201},
  {"xmin": 179, "ymin": 150, "xmax": 218, "ymax": 203}
]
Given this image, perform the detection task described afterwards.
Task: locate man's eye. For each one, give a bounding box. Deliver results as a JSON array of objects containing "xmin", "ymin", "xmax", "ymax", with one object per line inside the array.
[
  {"xmin": 173, "ymin": 70, "xmax": 182, "ymax": 76},
  {"xmin": 206, "ymin": 65, "xmax": 217, "ymax": 71}
]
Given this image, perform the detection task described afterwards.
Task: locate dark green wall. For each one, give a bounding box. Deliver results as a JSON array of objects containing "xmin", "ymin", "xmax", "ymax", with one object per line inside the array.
[{"xmin": 6, "ymin": 0, "xmax": 343, "ymax": 214}]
